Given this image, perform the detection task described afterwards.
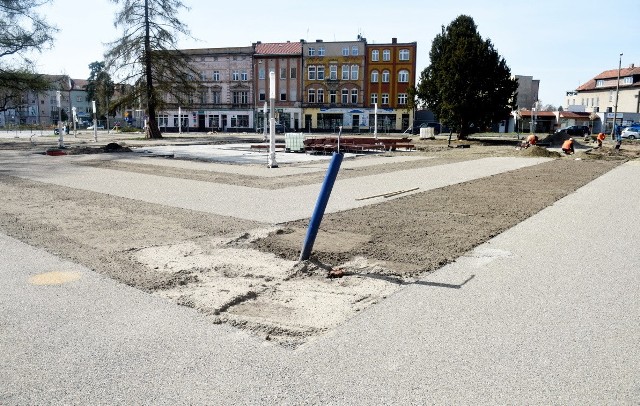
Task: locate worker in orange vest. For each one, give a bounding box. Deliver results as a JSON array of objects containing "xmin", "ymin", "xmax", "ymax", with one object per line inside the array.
[
  {"xmin": 596, "ymin": 132, "xmax": 606, "ymax": 148},
  {"xmin": 562, "ymin": 138, "xmax": 575, "ymax": 155}
]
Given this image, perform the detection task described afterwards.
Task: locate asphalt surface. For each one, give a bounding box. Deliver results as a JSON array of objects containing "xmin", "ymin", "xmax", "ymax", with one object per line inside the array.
[{"xmin": 0, "ymin": 148, "xmax": 638, "ymax": 404}]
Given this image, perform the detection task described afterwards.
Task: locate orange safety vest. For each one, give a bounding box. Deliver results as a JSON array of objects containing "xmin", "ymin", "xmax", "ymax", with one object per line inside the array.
[
  {"xmin": 527, "ymin": 134, "xmax": 537, "ymax": 145},
  {"xmin": 562, "ymin": 139, "xmax": 574, "ymax": 150},
  {"xmin": 597, "ymin": 133, "xmax": 606, "ymax": 141}
]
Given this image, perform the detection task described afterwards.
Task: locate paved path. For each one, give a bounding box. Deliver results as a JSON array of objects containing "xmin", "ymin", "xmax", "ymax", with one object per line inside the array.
[{"xmin": 1, "ymin": 153, "xmax": 638, "ymax": 404}]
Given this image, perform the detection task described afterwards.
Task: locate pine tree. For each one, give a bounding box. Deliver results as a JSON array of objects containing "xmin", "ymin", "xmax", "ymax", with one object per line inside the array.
[{"xmin": 415, "ymin": 15, "xmax": 518, "ymax": 139}]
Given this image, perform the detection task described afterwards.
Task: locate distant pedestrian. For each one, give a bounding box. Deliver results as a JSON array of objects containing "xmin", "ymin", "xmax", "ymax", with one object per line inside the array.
[
  {"xmin": 614, "ymin": 132, "xmax": 622, "ymax": 153},
  {"xmin": 596, "ymin": 132, "xmax": 606, "ymax": 148},
  {"xmin": 562, "ymin": 138, "xmax": 575, "ymax": 155}
]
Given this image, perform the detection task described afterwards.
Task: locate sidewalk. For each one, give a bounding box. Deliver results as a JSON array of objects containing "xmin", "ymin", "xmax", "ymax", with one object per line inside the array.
[{"xmin": 1, "ymin": 158, "xmax": 638, "ymax": 404}]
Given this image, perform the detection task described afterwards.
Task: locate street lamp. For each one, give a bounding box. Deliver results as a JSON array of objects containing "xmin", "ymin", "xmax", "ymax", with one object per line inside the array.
[{"xmin": 611, "ymin": 52, "xmax": 623, "ymax": 139}]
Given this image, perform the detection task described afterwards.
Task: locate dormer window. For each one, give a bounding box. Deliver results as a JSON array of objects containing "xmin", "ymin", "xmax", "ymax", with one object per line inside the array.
[{"xmin": 596, "ymin": 79, "xmax": 604, "ymax": 87}]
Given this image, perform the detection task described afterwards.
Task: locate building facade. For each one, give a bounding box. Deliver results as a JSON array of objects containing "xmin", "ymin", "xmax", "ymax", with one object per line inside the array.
[
  {"xmin": 253, "ymin": 41, "xmax": 303, "ymax": 132},
  {"xmin": 365, "ymin": 38, "xmax": 417, "ymax": 133}
]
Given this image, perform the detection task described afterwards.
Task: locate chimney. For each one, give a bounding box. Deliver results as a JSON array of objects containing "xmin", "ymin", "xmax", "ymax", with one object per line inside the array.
[
  {"xmin": 392, "ymin": 38, "xmax": 397, "ymax": 44},
  {"xmin": 630, "ymin": 63, "xmax": 635, "ymax": 69}
]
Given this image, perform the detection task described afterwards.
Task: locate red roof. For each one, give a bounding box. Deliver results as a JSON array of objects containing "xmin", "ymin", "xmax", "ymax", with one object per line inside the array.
[
  {"xmin": 255, "ymin": 42, "xmax": 302, "ymax": 55},
  {"xmin": 518, "ymin": 109, "xmax": 556, "ymax": 118},
  {"xmin": 559, "ymin": 111, "xmax": 591, "ymax": 119},
  {"xmin": 577, "ymin": 66, "xmax": 640, "ymax": 91}
]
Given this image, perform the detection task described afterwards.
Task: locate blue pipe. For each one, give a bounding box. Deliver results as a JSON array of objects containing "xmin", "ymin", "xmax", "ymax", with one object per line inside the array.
[{"xmin": 299, "ymin": 152, "xmax": 344, "ymax": 261}]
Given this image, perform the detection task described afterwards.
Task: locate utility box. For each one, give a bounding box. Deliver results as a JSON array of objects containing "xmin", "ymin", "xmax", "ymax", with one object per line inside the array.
[
  {"xmin": 285, "ymin": 132, "xmax": 305, "ymax": 152},
  {"xmin": 420, "ymin": 127, "xmax": 435, "ymax": 139}
]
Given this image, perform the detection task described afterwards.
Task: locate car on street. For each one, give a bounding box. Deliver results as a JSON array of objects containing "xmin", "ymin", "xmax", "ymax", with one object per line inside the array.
[
  {"xmin": 621, "ymin": 126, "xmax": 640, "ymax": 139},
  {"xmin": 86, "ymin": 125, "xmax": 105, "ymax": 130},
  {"xmin": 556, "ymin": 125, "xmax": 590, "ymax": 136}
]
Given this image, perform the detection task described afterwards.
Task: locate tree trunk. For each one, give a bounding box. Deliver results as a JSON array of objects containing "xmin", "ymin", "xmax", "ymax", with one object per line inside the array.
[{"xmin": 143, "ymin": 0, "xmax": 162, "ymax": 139}]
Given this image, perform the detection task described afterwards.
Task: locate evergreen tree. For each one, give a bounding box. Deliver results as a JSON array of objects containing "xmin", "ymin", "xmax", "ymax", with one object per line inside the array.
[
  {"xmin": 105, "ymin": 0, "xmax": 197, "ymax": 138},
  {"xmin": 415, "ymin": 15, "xmax": 518, "ymax": 139},
  {"xmin": 85, "ymin": 61, "xmax": 115, "ymax": 120}
]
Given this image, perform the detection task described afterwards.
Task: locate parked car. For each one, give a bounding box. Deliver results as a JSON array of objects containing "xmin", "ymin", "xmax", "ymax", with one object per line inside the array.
[
  {"xmin": 621, "ymin": 126, "xmax": 640, "ymax": 140},
  {"xmin": 86, "ymin": 125, "xmax": 105, "ymax": 130},
  {"xmin": 557, "ymin": 125, "xmax": 590, "ymax": 136},
  {"xmin": 257, "ymin": 123, "xmax": 285, "ymax": 134}
]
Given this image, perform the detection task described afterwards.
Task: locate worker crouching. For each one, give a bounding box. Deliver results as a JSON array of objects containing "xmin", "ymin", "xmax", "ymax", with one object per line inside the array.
[{"xmin": 562, "ymin": 138, "xmax": 575, "ymax": 155}]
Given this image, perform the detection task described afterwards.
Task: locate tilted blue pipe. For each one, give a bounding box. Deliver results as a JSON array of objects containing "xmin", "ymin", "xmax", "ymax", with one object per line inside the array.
[{"xmin": 299, "ymin": 152, "xmax": 344, "ymax": 261}]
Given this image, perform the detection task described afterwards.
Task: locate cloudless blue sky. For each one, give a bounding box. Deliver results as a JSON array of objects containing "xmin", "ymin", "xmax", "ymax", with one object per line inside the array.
[{"xmin": 30, "ymin": 0, "xmax": 640, "ymax": 108}]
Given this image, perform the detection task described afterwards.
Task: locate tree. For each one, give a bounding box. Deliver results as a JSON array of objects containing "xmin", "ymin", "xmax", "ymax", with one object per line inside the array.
[
  {"xmin": 0, "ymin": 0, "xmax": 58, "ymax": 112},
  {"xmin": 415, "ymin": 15, "xmax": 518, "ymax": 139},
  {"xmin": 85, "ymin": 61, "xmax": 115, "ymax": 119},
  {"xmin": 104, "ymin": 0, "xmax": 197, "ymax": 138}
]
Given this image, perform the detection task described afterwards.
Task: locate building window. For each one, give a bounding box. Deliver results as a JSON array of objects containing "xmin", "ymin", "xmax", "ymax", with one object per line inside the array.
[
  {"xmin": 609, "ymin": 90, "xmax": 613, "ymax": 102},
  {"xmin": 76, "ymin": 96, "xmax": 83, "ymax": 102},
  {"xmin": 308, "ymin": 89, "xmax": 316, "ymax": 103},
  {"xmin": 342, "ymin": 47, "xmax": 349, "ymax": 56},
  {"xmin": 308, "ymin": 66, "xmax": 316, "ymax": 80},
  {"xmin": 371, "ymin": 70, "xmax": 378, "ymax": 82},
  {"xmin": 351, "ymin": 65, "xmax": 358, "ymax": 80},
  {"xmin": 241, "ymin": 71, "xmax": 248, "ymax": 81},
  {"xmin": 212, "ymin": 71, "xmax": 220, "ymax": 81},
  {"xmin": 381, "ymin": 93, "xmax": 389, "ymax": 104},
  {"xmin": 596, "ymin": 97, "xmax": 599, "ymax": 106},
  {"xmin": 259, "ymin": 68, "xmax": 265, "ymax": 80},
  {"xmin": 232, "ymin": 70, "xmax": 240, "ymax": 81},
  {"xmin": 280, "ymin": 68, "xmax": 286, "ymax": 79},
  {"xmin": 158, "ymin": 114, "xmax": 168, "ymax": 127},
  {"xmin": 383, "ymin": 49, "xmax": 390, "ymax": 61},
  {"xmin": 341, "ymin": 89, "xmax": 348, "ymax": 104},
  {"xmin": 318, "ymin": 47, "xmax": 325, "ymax": 56},
  {"xmin": 350, "ymin": 89, "xmax": 358, "ymax": 104},
  {"xmin": 352, "ymin": 46, "xmax": 358, "ymax": 55},
  {"xmin": 259, "ymin": 92, "xmax": 265, "ymax": 101},
  {"xmin": 330, "ymin": 65, "xmax": 337, "ymax": 80},
  {"xmin": 398, "ymin": 93, "xmax": 408, "ymax": 105},
  {"xmin": 212, "ymin": 91, "xmax": 221, "ymax": 104},
  {"xmin": 330, "ymin": 90, "xmax": 337, "ymax": 104},
  {"xmin": 232, "ymin": 91, "xmax": 248, "ymax": 104},
  {"xmin": 596, "ymin": 79, "xmax": 604, "ymax": 87},
  {"xmin": 308, "ymin": 47, "xmax": 315, "ymax": 56},
  {"xmin": 317, "ymin": 66, "xmax": 325, "ymax": 80},
  {"xmin": 399, "ymin": 49, "xmax": 410, "ymax": 60},
  {"xmin": 200, "ymin": 72, "xmax": 207, "ymax": 81},
  {"xmin": 398, "ymin": 70, "xmax": 409, "ymax": 83},
  {"xmin": 371, "ymin": 93, "xmax": 378, "ymax": 105},
  {"xmin": 290, "ymin": 67, "xmax": 297, "ymax": 79},
  {"xmin": 371, "ymin": 50, "xmax": 379, "ymax": 61},
  {"xmin": 623, "ymin": 76, "xmax": 632, "ymax": 84},
  {"xmin": 382, "ymin": 70, "xmax": 390, "ymax": 83},
  {"xmin": 280, "ymin": 93, "xmax": 287, "ymax": 101},
  {"xmin": 342, "ymin": 65, "xmax": 349, "ymax": 80},
  {"xmin": 199, "ymin": 89, "xmax": 208, "ymax": 104},
  {"xmin": 317, "ymin": 89, "xmax": 324, "ymax": 103}
]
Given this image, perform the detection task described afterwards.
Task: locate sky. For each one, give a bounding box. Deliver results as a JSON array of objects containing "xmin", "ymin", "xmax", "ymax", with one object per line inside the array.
[{"xmin": 26, "ymin": 0, "xmax": 640, "ymax": 108}]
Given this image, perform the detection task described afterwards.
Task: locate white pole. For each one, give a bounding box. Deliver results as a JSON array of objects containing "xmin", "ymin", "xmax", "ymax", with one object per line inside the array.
[
  {"xmin": 263, "ymin": 101, "xmax": 268, "ymax": 141},
  {"xmin": 56, "ymin": 91, "xmax": 64, "ymax": 147},
  {"xmin": 92, "ymin": 100, "xmax": 97, "ymax": 142},
  {"xmin": 268, "ymin": 71, "xmax": 278, "ymax": 168},
  {"xmin": 374, "ymin": 102, "xmax": 378, "ymax": 139},
  {"xmin": 178, "ymin": 106, "xmax": 182, "ymax": 134},
  {"xmin": 72, "ymin": 106, "xmax": 77, "ymax": 138}
]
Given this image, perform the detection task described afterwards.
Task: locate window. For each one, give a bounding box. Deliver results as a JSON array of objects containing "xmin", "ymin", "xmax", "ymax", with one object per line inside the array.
[
  {"xmin": 199, "ymin": 89, "xmax": 208, "ymax": 104},
  {"xmin": 212, "ymin": 91, "xmax": 221, "ymax": 104},
  {"xmin": 351, "ymin": 46, "xmax": 358, "ymax": 55},
  {"xmin": 308, "ymin": 89, "xmax": 316, "ymax": 103},
  {"xmin": 308, "ymin": 47, "xmax": 315, "ymax": 56},
  {"xmin": 623, "ymin": 76, "xmax": 632, "ymax": 84},
  {"xmin": 351, "ymin": 65, "xmax": 358, "ymax": 80},
  {"xmin": 280, "ymin": 68, "xmax": 286, "ymax": 79},
  {"xmin": 290, "ymin": 67, "xmax": 297, "ymax": 79},
  {"xmin": 383, "ymin": 49, "xmax": 390, "ymax": 61},
  {"xmin": 330, "ymin": 90, "xmax": 337, "ymax": 104},
  {"xmin": 158, "ymin": 114, "xmax": 168, "ymax": 127},
  {"xmin": 259, "ymin": 92, "xmax": 265, "ymax": 101},
  {"xmin": 259, "ymin": 68, "xmax": 265, "ymax": 80},
  {"xmin": 76, "ymin": 96, "xmax": 83, "ymax": 102},
  {"xmin": 200, "ymin": 72, "xmax": 207, "ymax": 81},
  {"xmin": 317, "ymin": 89, "xmax": 324, "ymax": 103},
  {"xmin": 342, "ymin": 65, "xmax": 349, "ymax": 80},
  {"xmin": 241, "ymin": 71, "xmax": 248, "ymax": 81},
  {"xmin": 371, "ymin": 50, "xmax": 379, "ymax": 61},
  {"xmin": 280, "ymin": 93, "xmax": 287, "ymax": 101},
  {"xmin": 232, "ymin": 91, "xmax": 248, "ymax": 104},
  {"xmin": 398, "ymin": 93, "xmax": 408, "ymax": 105},
  {"xmin": 330, "ymin": 65, "xmax": 337, "ymax": 80},
  {"xmin": 381, "ymin": 93, "xmax": 389, "ymax": 104},
  {"xmin": 212, "ymin": 71, "xmax": 220, "ymax": 81},
  {"xmin": 317, "ymin": 66, "xmax": 325, "ymax": 80},
  {"xmin": 371, "ymin": 70, "xmax": 379, "ymax": 82},
  {"xmin": 398, "ymin": 70, "xmax": 409, "ymax": 82},
  {"xmin": 370, "ymin": 93, "xmax": 378, "ymax": 105},
  {"xmin": 596, "ymin": 79, "xmax": 604, "ymax": 87},
  {"xmin": 382, "ymin": 70, "xmax": 390, "ymax": 83},
  {"xmin": 318, "ymin": 47, "xmax": 325, "ymax": 56},
  {"xmin": 341, "ymin": 89, "xmax": 348, "ymax": 104},
  {"xmin": 308, "ymin": 65, "xmax": 316, "ymax": 80},
  {"xmin": 399, "ymin": 49, "xmax": 410, "ymax": 61},
  {"xmin": 342, "ymin": 47, "xmax": 349, "ymax": 56},
  {"xmin": 609, "ymin": 90, "xmax": 613, "ymax": 102},
  {"xmin": 596, "ymin": 97, "xmax": 599, "ymax": 106},
  {"xmin": 350, "ymin": 89, "xmax": 358, "ymax": 104},
  {"xmin": 232, "ymin": 70, "xmax": 240, "ymax": 81}
]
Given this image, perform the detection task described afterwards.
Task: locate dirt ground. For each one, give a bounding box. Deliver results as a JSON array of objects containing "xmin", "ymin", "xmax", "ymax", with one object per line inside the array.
[{"xmin": 0, "ymin": 135, "xmax": 635, "ymax": 347}]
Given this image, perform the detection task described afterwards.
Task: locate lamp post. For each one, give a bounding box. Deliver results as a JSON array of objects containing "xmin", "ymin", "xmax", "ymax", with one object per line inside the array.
[
  {"xmin": 611, "ymin": 52, "xmax": 623, "ymax": 139},
  {"xmin": 92, "ymin": 100, "xmax": 98, "ymax": 142},
  {"xmin": 56, "ymin": 91, "xmax": 64, "ymax": 148},
  {"xmin": 268, "ymin": 70, "xmax": 278, "ymax": 168}
]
